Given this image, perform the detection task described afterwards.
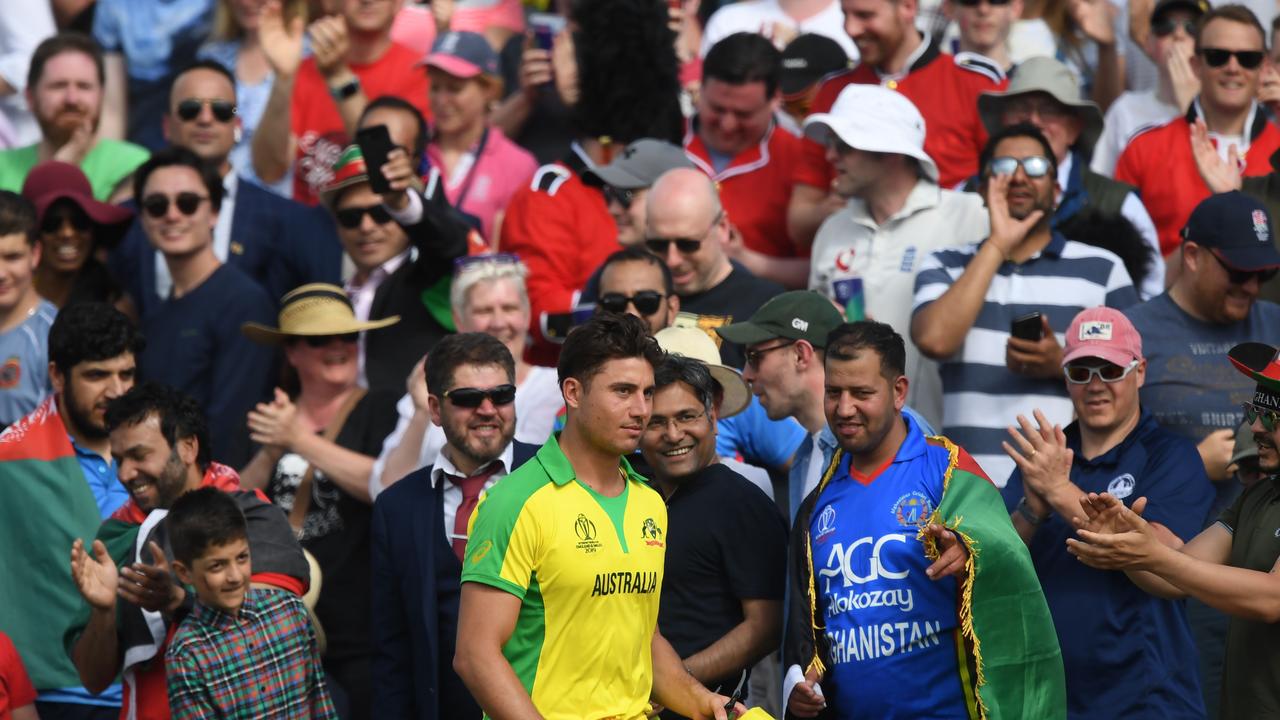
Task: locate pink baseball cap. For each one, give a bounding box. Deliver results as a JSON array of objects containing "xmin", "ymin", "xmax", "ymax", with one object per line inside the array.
[{"xmin": 1062, "ymin": 307, "xmax": 1143, "ymax": 368}]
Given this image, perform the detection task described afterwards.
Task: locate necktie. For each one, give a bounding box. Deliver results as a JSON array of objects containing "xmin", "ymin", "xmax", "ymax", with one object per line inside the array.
[{"xmin": 450, "ymin": 463, "xmax": 500, "ymax": 562}]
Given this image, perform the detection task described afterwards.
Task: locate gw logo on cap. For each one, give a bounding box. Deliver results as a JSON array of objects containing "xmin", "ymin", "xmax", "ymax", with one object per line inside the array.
[
  {"xmin": 792, "ymin": 318, "xmax": 809, "ymax": 332},
  {"xmin": 1079, "ymin": 321, "xmax": 1112, "ymax": 341}
]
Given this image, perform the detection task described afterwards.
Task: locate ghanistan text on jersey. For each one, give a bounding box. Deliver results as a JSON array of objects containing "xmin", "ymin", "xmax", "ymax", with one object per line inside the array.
[{"xmin": 826, "ymin": 619, "xmax": 945, "ymax": 664}]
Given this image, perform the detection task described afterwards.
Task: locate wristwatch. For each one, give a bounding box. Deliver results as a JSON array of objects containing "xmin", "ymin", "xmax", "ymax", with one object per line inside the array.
[
  {"xmin": 1016, "ymin": 496, "xmax": 1049, "ymax": 527},
  {"xmin": 329, "ymin": 76, "xmax": 361, "ymax": 102}
]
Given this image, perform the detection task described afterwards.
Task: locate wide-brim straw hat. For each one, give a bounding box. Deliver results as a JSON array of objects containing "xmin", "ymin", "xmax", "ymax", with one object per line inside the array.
[
  {"xmin": 654, "ymin": 326, "xmax": 751, "ymax": 418},
  {"xmin": 242, "ymin": 283, "xmax": 399, "ymax": 344}
]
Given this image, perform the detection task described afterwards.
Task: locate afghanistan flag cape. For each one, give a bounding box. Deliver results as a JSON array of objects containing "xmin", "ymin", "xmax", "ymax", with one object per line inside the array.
[{"xmin": 789, "ymin": 435, "xmax": 1067, "ymax": 719}]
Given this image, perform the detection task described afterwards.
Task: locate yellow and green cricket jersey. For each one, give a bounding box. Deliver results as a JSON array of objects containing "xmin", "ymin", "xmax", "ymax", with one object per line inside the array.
[{"xmin": 463, "ymin": 434, "xmax": 668, "ymax": 720}]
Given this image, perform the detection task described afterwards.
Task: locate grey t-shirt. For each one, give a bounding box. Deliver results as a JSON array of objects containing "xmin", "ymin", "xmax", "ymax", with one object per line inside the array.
[{"xmin": 0, "ymin": 299, "xmax": 56, "ymax": 428}]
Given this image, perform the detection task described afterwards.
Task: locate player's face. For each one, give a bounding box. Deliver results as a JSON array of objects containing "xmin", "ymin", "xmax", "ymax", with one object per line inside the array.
[
  {"xmin": 567, "ymin": 357, "xmax": 655, "ymax": 456},
  {"xmin": 842, "ymin": 0, "xmax": 913, "ymax": 67},
  {"xmin": 175, "ymin": 536, "xmax": 251, "ymax": 615},
  {"xmin": 111, "ymin": 414, "xmax": 196, "ymax": 512},
  {"xmin": 824, "ymin": 349, "xmax": 906, "ymax": 455},
  {"xmin": 641, "ymin": 381, "xmax": 718, "ymax": 482},
  {"xmin": 431, "ymin": 363, "xmax": 517, "ymax": 471},
  {"xmin": 1066, "ymin": 357, "xmax": 1144, "ymax": 436},
  {"xmin": 696, "ymin": 79, "xmax": 775, "ymax": 157}
]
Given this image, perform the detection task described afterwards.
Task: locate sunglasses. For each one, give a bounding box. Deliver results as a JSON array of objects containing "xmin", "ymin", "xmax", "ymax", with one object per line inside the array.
[
  {"xmin": 745, "ymin": 340, "xmax": 796, "ymax": 370},
  {"xmin": 1199, "ymin": 48, "xmax": 1265, "ymax": 69},
  {"xmin": 1209, "ymin": 250, "xmax": 1279, "ymax": 285},
  {"xmin": 301, "ymin": 333, "xmax": 358, "ymax": 347},
  {"xmin": 1152, "ymin": 18, "xmax": 1196, "ymax": 37},
  {"xmin": 41, "ymin": 207, "xmax": 92, "ymax": 234},
  {"xmin": 1243, "ymin": 401, "xmax": 1280, "ymax": 431},
  {"xmin": 443, "ymin": 384, "xmax": 517, "ymax": 408},
  {"xmin": 175, "ymin": 98, "xmax": 237, "ymax": 123},
  {"xmin": 1063, "ymin": 359, "xmax": 1140, "ymax": 384},
  {"xmin": 599, "ymin": 290, "xmax": 666, "ymax": 316},
  {"xmin": 603, "ymin": 186, "xmax": 636, "ymax": 210},
  {"xmin": 334, "ymin": 204, "xmax": 394, "ymax": 229},
  {"xmin": 645, "ymin": 211, "xmax": 723, "ymax": 255},
  {"xmin": 987, "ymin": 155, "xmax": 1053, "ymax": 178},
  {"xmin": 141, "ymin": 192, "xmax": 208, "ymax": 219}
]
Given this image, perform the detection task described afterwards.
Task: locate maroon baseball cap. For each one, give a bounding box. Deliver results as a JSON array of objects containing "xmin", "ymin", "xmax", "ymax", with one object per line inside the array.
[
  {"xmin": 1062, "ymin": 307, "xmax": 1143, "ymax": 368},
  {"xmin": 21, "ymin": 161, "xmax": 134, "ymax": 231}
]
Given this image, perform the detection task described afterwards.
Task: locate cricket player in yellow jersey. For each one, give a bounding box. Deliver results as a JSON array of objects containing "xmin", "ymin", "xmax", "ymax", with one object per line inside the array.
[{"xmin": 455, "ymin": 314, "xmax": 745, "ymax": 720}]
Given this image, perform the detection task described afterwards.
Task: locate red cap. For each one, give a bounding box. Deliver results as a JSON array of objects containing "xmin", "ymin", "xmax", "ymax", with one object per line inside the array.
[
  {"xmin": 1061, "ymin": 307, "xmax": 1143, "ymax": 368},
  {"xmin": 21, "ymin": 160, "xmax": 134, "ymax": 229}
]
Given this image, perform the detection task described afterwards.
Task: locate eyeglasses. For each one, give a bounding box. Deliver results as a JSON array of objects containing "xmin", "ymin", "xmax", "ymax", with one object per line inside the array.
[
  {"xmin": 645, "ymin": 409, "xmax": 707, "ymax": 433},
  {"xmin": 645, "ymin": 212, "xmax": 723, "ymax": 255},
  {"xmin": 1242, "ymin": 401, "xmax": 1280, "ymax": 431},
  {"xmin": 1199, "ymin": 48, "xmax": 1265, "ymax": 69},
  {"xmin": 599, "ymin": 290, "xmax": 666, "ymax": 316},
  {"xmin": 987, "ymin": 155, "xmax": 1054, "ymax": 178},
  {"xmin": 40, "ymin": 207, "xmax": 92, "ymax": 234},
  {"xmin": 175, "ymin": 98, "xmax": 237, "ymax": 123},
  {"xmin": 603, "ymin": 186, "xmax": 636, "ymax": 210},
  {"xmin": 141, "ymin": 192, "xmax": 209, "ymax": 219},
  {"xmin": 301, "ymin": 333, "xmax": 358, "ymax": 348},
  {"xmin": 334, "ymin": 204, "xmax": 394, "ymax": 229},
  {"xmin": 744, "ymin": 340, "xmax": 796, "ymax": 369},
  {"xmin": 1063, "ymin": 359, "xmax": 1140, "ymax": 384},
  {"xmin": 1152, "ymin": 18, "xmax": 1196, "ymax": 37},
  {"xmin": 443, "ymin": 384, "xmax": 517, "ymax": 408},
  {"xmin": 1208, "ymin": 250, "xmax": 1279, "ymax": 285}
]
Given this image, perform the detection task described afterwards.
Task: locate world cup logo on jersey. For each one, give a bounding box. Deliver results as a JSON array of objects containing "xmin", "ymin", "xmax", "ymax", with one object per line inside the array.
[{"xmin": 815, "ymin": 505, "xmax": 838, "ymax": 544}]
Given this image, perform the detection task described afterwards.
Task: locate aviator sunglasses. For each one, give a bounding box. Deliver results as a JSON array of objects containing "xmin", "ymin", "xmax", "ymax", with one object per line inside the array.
[
  {"xmin": 986, "ymin": 155, "xmax": 1053, "ymax": 178},
  {"xmin": 175, "ymin": 98, "xmax": 237, "ymax": 123},
  {"xmin": 1243, "ymin": 401, "xmax": 1280, "ymax": 432},
  {"xmin": 443, "ymin": 384, "xmax": 517, "ymax": 408}
]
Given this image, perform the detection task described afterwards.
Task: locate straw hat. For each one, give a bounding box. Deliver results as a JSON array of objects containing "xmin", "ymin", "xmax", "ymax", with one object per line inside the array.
[
  {"xmin": 654, "ymin": 326, "xmax": 751, "ymax": 418},
  {"xmin": 242, "ymin": 283, "xmax": 399, "ymax": 344}
]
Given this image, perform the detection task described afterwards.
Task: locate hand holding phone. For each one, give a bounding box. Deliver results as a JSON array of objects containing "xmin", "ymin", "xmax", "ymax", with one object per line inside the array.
[
  {"xmin": 355, "ymin": 124, "xmax": 396, "ymax": 195},
  {"xmin": 1010, "ymin": 312, "xmax": 1044, "ymax": 342}
]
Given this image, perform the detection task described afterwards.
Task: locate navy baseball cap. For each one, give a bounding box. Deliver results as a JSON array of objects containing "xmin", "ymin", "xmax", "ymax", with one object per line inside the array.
[
  {"xmin": 1182, "ymin": 191, "xmax": 1280, "ymax": 271},
  {"xmin": 422, "ymin": 31, "xmax": 499, "ymax": 78}
]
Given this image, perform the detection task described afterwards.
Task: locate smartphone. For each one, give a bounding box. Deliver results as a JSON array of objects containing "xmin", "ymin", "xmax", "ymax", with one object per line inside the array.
[
  {"xmin": 355, "ymin": 124, "xmax": 395, "ymax": 195},
  {"xmin": 1011, "ymin": 312, "xmax": 1044, "ymax": 341},
  {"xmin": 529, "ymin": 12, "xmax": 565, "ymax": 51}
]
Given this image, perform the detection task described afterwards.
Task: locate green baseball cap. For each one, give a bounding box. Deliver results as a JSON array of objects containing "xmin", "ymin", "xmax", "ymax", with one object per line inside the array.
[{"xmin": 715, "ymin": 291, "xmax": 843, "ymax": 348}]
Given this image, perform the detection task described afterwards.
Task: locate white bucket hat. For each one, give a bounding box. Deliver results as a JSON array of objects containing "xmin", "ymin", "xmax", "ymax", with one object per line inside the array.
[{"xmin": 803, "ymin": 84, "xmax": 938, "ymax": 182}]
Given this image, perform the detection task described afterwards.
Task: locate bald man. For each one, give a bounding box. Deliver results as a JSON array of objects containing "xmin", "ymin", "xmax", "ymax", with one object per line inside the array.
[{"xmin": 644, "ymin": 168, "xmax": 784, "ymax": 368}]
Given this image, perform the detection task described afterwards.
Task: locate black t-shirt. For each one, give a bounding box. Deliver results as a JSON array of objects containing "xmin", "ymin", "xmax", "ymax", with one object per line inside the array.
[
  {"xmin": 657, "ymin": 462, "xmax": 788, "ymax": 695},
  {"xmin": 677, "ymin": 265, "xmax": 785, "ymax": 369},
  {"xmin": 265, "ymin": 388, "xmax": 399, "ymax": 660}
]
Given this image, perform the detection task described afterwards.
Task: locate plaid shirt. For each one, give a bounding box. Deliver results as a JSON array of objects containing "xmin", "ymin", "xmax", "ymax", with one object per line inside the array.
[{"xmin": 165, "ymin": 588, "xmax": 337, "ymax": 719}]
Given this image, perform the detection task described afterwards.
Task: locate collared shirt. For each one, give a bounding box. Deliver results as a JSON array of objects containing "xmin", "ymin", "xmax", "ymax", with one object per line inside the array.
[
  {"xmin": 155, "ymin": 173, "xmax": 238, "ymax": 300},
  {"xmin": 345, "ymin": 249, "xmax": 411, "ymax": 388},
  {"xmin": 165, "ymin": 588, "xmax": 337, "ymax": 720},
  {"xmin": 810, "ymin": 180, "xmax": 989, "ymax": 428},
  {"xmin": 71, "ymin": 437, "xmax": 127, "ymax": 519},
  {"xmin": 788, "ymin": 426, "xmax": 837, "ymax": 523},
  {"xmin": 430, "ymin": 441, "xmax": 515, "ymax": 547},
  {"xmin": 462, "ymin": 433, "xmax": 667, "ymax": 720}
]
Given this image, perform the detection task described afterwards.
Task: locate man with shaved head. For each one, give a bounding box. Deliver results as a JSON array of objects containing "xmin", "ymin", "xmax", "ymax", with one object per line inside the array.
[{"xmin": 644, "ymin": 168, "xmax": 784, "ymax": 368}]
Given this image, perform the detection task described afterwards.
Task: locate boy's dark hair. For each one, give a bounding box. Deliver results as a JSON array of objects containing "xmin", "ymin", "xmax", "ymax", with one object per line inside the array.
[
  {"xmin": 558, "ymin": 313, "xmax": 664, "ymax": 388},
  {"xmin": 653, "ymin": 354, "xmax": 717, "ymax": 413},
  {"xmin": 359, "ymin": 96, "xmax": 429, "ymax": 163},
  {"xmin": 49, "ymin": 302, "xmax": 145, "ymax": 376},
  {"xmin": 1194, "ymin": 4, "xmax": 1265, "ymax": 52},
  {"xmin": 0, "ymin": 191, "xmax": 36, "ymax": 245},
  {"xmin": 598, "ymin": 247, "xmax": 675, "ymax": 297},
  {"xmin": 167, "ymin": 487, "xmax": 248, "ymax": 566},
  {"xmin": 425, "ymin": 332, "xmax": 516, "ymax": 397},
  {"xmin": 703, "ymin": 32, "xmax": 783, "ymax": 98},
  {"xmin": 171, "ymin": 60, "xmax": 238, "ymax": 104},
  {"xmin": 27, "ymin": 32, "xmax": 104, "ymax": 91},
  {"xmin": 825, "ymin": 321, "xmax": 907, "ymax": 380},
  {"xmin": 132, "ymin": 146, "xmax": 224, "ymax": 213},
  {"xmin": 978, "ymin": 122, "xmax": 1058, "ymax": 178},
  {"xmin": 105, "ymin": 383, "xmax": 211, "ymax": 470}
]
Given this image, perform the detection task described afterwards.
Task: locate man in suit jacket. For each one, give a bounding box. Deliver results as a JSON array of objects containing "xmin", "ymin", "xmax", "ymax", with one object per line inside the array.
[
  {"xmin": 371, "ymin": 333, "xmax": 539, "ymax": 719},
  {"xmin": 110, "ymin": 59, "xmax": 343, "ymax": 318}
]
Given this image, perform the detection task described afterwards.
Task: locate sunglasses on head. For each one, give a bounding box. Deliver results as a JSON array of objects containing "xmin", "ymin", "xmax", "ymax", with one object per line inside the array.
[
  {"xmin": 603, "ymin": 185, "xmax": 636, "ymax": 210},
  {"xmin": 334, "ymin": 204, "xmax": 394, "ymax": 229},
  {"xmin": 443, "ymin": 384, "xmax": 517, "ymax": 408},
  {"xmin": 1152, "ymin": 18, "xmax": 1197, "ymax": 37},
  {"xmin": 141, "ymin": 192, "xmax": 208, "ymax": 219},
  {"xmin": 1063, "ymin": 359, "xmax": 1139, "ymax": 384},
  {"xmin": 1243, "ymin": 401, "xmax": 1280, "ymax": 431},
  {"xmin": 1208, "ymin": 250, "xmax": 1279, "ymax": 285},
  {"xmin": 598, "ymin": 290, "xmax": 666, "ymax": 316},
  {"xmin": 301, "ymin": 333, "xmax": 358, "ymax": 348},
  {"xmin": 40, "ymin": 207, "xmax": 92, "ymax": 234},
  {"xmin": 175, "ymin": 98, "xmax": 237, "ymax": 123},
  {"xmin": 1199, "ymin": 47, "xmax": 1265, "ymax": 69},
  {"xmin": 987, "ymin": 155, "xmax": 1053, "ymax": 178}
]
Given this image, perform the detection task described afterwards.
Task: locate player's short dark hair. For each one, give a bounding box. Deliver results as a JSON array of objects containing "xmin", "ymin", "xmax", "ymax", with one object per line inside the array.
[
  {"xmin": 105, "ymin": 383, "xmax": 211, "ymax": 470},
  {"xmin": 0, "ymin": 191, "xmax": 36, "ymax": 245},
  {"xmin": 1195, "ymin": 4, "xmax": 1265, "ymax": 52},
  {"xmin": 703, "ymin": 32, "xmax": 783, "ymax": 97},
  {"xmin": 167, "ymin": 487, "xmax": 248, "ymax": 566},
  {"xmin": 171, "ymin": 60, "xmax": 238, "ymax": 103},
  {"xmin": 558, "ymin": 313, "xmax": 664, "ymax": 388},
  {"xmin": 360, "ymin": 96, "xmax": 429, "ymax": 164},
  {"xmin": 825, "ymin": 321, "xmax": 907, "ymax": 380},
  {"xmin": 133, "ymin": 146, "xmax": 225, "ymax": 213},
  {"xmin": 654, "ymin": 354, "xmax": 717, "ymax": 413},
  {"xmin": 599, "ymin": 247, "xmax": 675, "ymax": 297},
  {"xmin": 27, "ymin": 32, "xmax": 104, "ymax": 91},
  {"xmin": 425, "ymin": 332, "xmax": 515, "ymax": 397},
  {"xmin": 979, "ymin": 122, "xmax": 1058, "ymax": 178},
  {"xmin": 48, "ymin": 302, "xmax": 144, "ymax": 375}
]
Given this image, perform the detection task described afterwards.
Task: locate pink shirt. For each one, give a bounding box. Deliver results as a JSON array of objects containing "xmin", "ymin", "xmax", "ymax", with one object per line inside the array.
[{"xmin": 426, "ymin": 126, "xmax": 538, "ymax": 243}]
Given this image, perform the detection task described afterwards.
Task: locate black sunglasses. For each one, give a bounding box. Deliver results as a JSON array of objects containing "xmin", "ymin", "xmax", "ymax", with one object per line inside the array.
[
  {"xmin": 1200, "ymin": 48, "xmax": 1265, "ymax": 69},
  {"xmin": 745, "ymin": 340, "xmax": 796, "ymax": 369},
  {"xmin": 645, "ymin": 237, "xmax": 702, "ymax": 254},
  {"xmin": 1209, "ymin": 250, "xmax": 1279, "ymax": 285},
  {"xmin": 335, "ymin": 204, "xmax": 394, "ymax": 229},
  {"xmin": 1152, "ymin": 18, "xmax": 1196, "ymax": 37},
  {"xmin": 599, "ymin": 290, "xmax": 666, "ymax": 316},
  {"xmin": 41, "ymin": 207, "xmax": 92, "ymax": 234},
  {"xmin": 175, "ymin": 98, "xmax": 237, "ymax": 123},
  {"xmin": 443, "ymin": 384, "xmax": 517, "ymax": 408},
  {"xmin": 301, "ymin": 333, "xmax": 358, "ymax": 347},
  {"xmin": 603, "ymin": 185, "xmax": 635, "ymax": 210},
  {"xmin": 141, "ymin": 192, "xmax": 208, "ymax": 219},
  {"xmin": 987, "ymin": 155, "xmax": 1054, "ymax": 178}
]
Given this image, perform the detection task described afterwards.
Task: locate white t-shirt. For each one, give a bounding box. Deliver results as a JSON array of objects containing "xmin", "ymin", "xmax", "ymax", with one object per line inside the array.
[
  {"xmin": 700, "ymin": 0, "xmax": 859, "ymax": 61},
  {"xmin": 1091, "ymin": 89, "xmax": 1180, "ymax": 178}
]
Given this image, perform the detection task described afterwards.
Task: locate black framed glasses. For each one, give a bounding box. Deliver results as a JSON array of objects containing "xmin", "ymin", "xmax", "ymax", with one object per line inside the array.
[
  {"xmin": 603, "ymin": 185, "xmax": 636, "ymax": 210},
  {"xmin": 334, "ymin": 204, "xmax": 394, "ymax": 229},
  {"xmin": 645, "ymin": 212, "xmax": 723, "ymax": 255},
  {"xmin": 745, "ymin": 340, "xmax": 796, "ymax": 369},
  {"xmin": 175, "ymin": 98, "xmax": 237, "ymax": 123},
  {"xmin": 1208, "ymin": 250, "xmax": 1279, "ymax": 285},
  {"xmin": 1063, "ymin": 360, "xmax": 1139, "ymax": 384},
  {"xmin": 1200, "ymin": 48, "xmax": 1265, "ymax": 69},
  {"xmin": 1152, "ymin": 18, "xmax": 1196, "ymax": 37},
  {"xmin": 1243, "ymin": 401, "xmax": 1280, "ymax": 431},
  {"xmin": 141, "ymin": 192, "xmax": 208, "ymax": 219},
  {"xmin": 599, "ymin": 290, "xmax": 666, "ymax": 316},
  {"xmin": 301, "ymin": 333, "xmax": 358, "ymax": 348},
  {"xmin": 40, "ymin": 206, "xmax": 92, "ymax": 234},
  {"xmin": 443, "ymin": 384, "xmax": 517, "ymax": 408},
  {"xmin": 987, "ymin": 155, "xmax": 1053, "ymax": 178}
]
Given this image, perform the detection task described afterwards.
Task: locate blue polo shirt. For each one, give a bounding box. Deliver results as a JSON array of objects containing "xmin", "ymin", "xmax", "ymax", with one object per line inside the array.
[
  {"xmin": 1002, "ymin": 409, "xmax": 1213, "ymax": 719},
  {"xmin": 72, "ymin": 438, "xmax": 127, "ymax": 519}
]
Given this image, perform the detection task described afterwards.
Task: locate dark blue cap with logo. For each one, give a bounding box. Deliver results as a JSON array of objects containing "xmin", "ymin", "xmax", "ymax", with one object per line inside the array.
[
  {"xmin": 421, "ymin": 31, "xmax": 500, "ymax": 78},
  {"xmin": 1182, "ymin": 191, "xmax": 1280, "ymax": 271}
]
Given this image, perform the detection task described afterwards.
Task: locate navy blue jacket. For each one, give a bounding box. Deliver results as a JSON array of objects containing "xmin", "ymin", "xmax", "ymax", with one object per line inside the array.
[{"xmin": 370, "ymin": 441, "xmax": 539, "ymax": 720}]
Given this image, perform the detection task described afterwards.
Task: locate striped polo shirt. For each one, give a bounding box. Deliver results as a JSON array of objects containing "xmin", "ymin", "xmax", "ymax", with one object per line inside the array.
[{"xmin": 912, "ymin": 233, "xmax": 1138, "ymax": 486}]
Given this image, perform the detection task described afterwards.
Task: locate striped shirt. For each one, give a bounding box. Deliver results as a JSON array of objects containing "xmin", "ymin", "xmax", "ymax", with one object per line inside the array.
[{"xmin": 912, "ymin": 233, "xmax": 1138, "ymax": 486}]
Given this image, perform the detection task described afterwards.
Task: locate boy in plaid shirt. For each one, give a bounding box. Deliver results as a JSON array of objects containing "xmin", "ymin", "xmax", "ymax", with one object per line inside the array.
[{"xmin": 164, "ymin": 488, "xmax": 336, "ymax": 719}]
